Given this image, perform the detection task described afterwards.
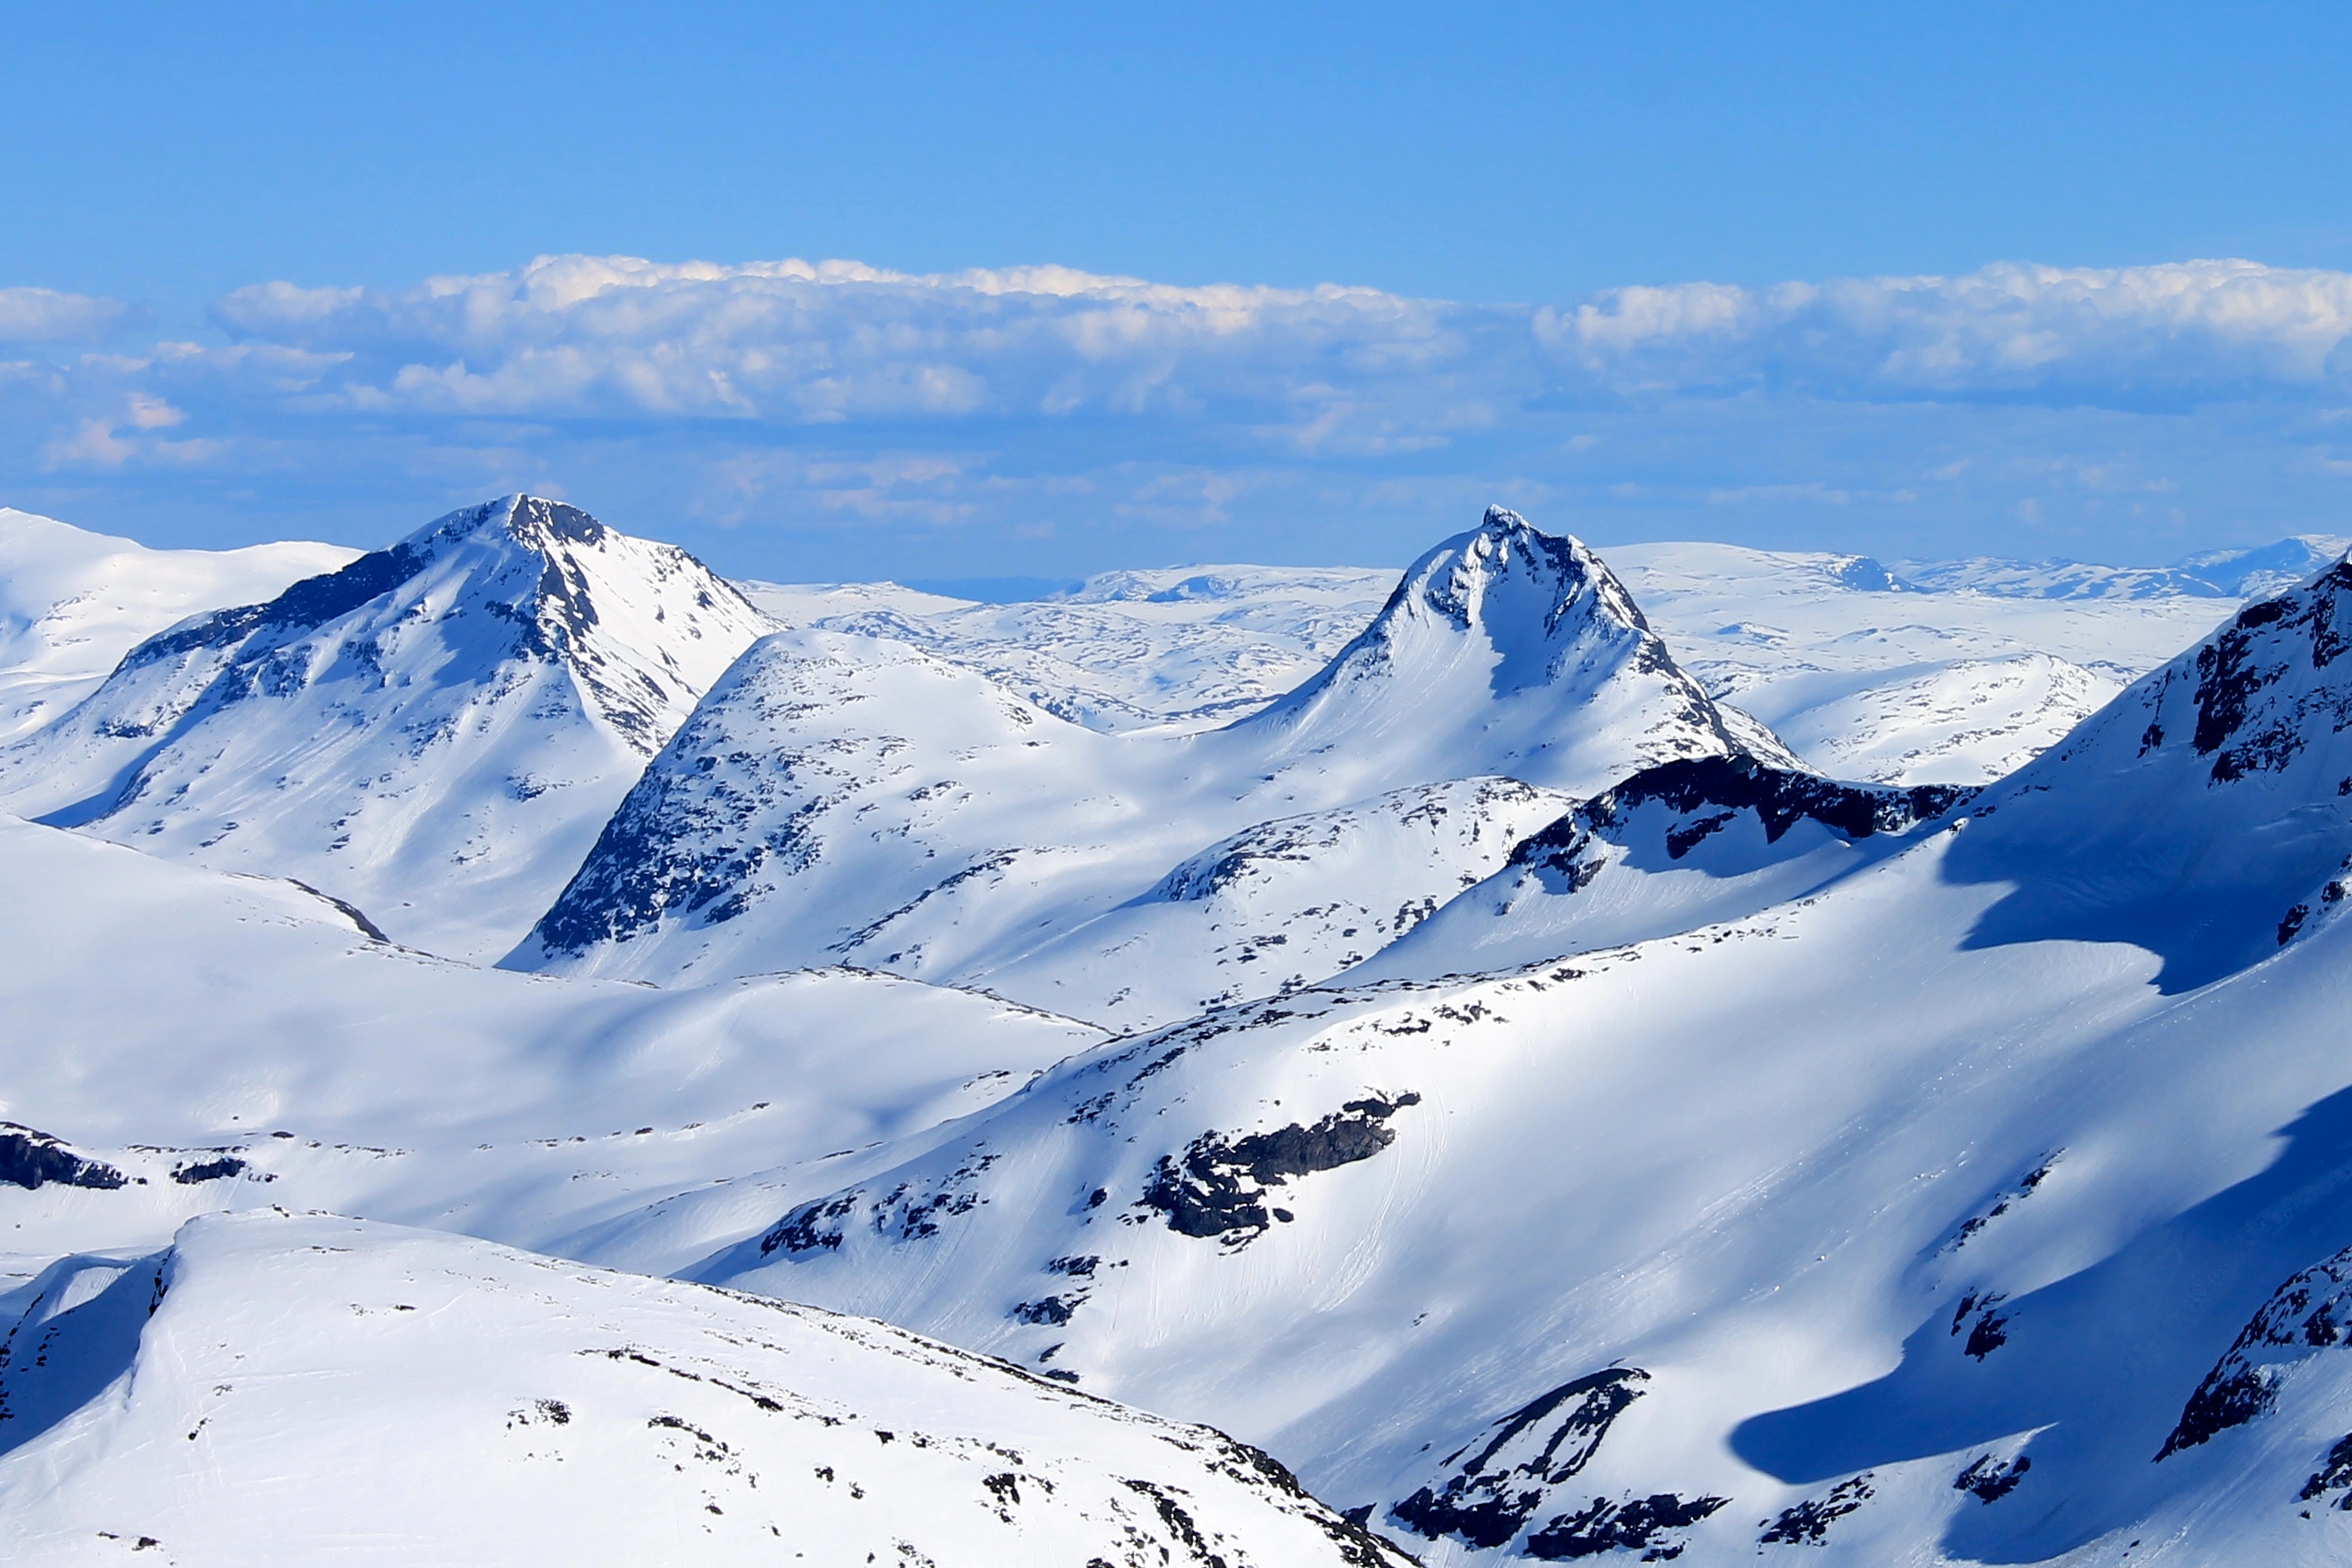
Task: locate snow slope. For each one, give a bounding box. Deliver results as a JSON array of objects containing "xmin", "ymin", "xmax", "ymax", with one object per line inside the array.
[
  {"xmin": 1893, "ymin": 533, "xmax": 2351, "ymax": 601},
  {"xmin": 0, "ymin": 508, "xmax": 355, "ymax": 743},
  {"xmin": 737, "ymin": 538, "xmax": 2256, "ymax": 789},
  {"xmin": 0, "ymin": 496, "xmax": 771, "ymax": 960},
  {"xmin": 1352, "ymin": 755, "xmax": 1975, "ymax": 982},
  {"xmin": 0, "ymin": 1212, "xmax": 1411, "ymax": 1567},
  {"xmin": 657, "ymin": 552, "xmax": 2352, "ymax": 1564},
  {"xmin": 0, "ymin": 810, "xmax": 1102, "ymax": 1279},
  {"xmin": 1603, "ymin": 541, "xmax": 2234, "ymax": 784},
  {"xmin": 746, "ymin": 564, "xmax": 1398, "ymax": 733},
  {"xmin": 516, "ymin": 509, "xmax": 1772, "ymax": 1026}
]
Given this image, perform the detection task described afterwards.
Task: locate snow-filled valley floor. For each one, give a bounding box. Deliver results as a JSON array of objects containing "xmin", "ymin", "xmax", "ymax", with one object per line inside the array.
[{"xmin": 5, "ymin": 493, "xmax": 2352, "ymax": 1563}]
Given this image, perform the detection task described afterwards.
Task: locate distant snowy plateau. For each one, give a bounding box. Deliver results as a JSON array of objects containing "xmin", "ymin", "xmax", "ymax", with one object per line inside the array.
[{"xmin": 4, "ymin": 494, "xmax": 2352, "ymax": 1563}]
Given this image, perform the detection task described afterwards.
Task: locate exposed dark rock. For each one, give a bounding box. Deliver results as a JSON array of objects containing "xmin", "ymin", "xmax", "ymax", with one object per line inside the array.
[
  {"xmin": 755, "ymin": 1192, "xmax": 858, "ymax": 1256},
  {"xmin": 1390, "ymin": 1368, "xmax": 1649, "ymax": 1549},
  {"xmin": 2189, "ymin": 560, "xmax": 2352, "ymax": 782},
  {"xmin": 1758, "ymin": 1474, "xmax": 1873, "ymax": 1545},
  {"xmin": 1012, "ymin": 1295, "xmax": 1081, "ymax": 1326},
  {"xmin": 169, "ymin": 1155, "xmax": 249, "ymax": 1184},
  {"xmin": 1954, "ymin": 1454, "xmax": 2030, "ymax": 1503},
  {"xmin": 1524, "ymin": 1492, "xmax": 1728, "ymax": 1560},
  {"xmin": 0, "ymin": 1123, "xmax": 126, "ymax": 1191},
  {"xmin": 1139, "ymin": 1093, "xmax": 1422, "ymax": 1242},
  {"xmin": 2162, "ymin": 1240, "xmax": 2352, "ymax": 1459},
  {"xmin": 1507, "ymin": 755, "xmax": 1973, "ymax": 891},
  {"xmin": 1940, "ymin": 1154, "xmax": 2061, "ymax": 1254},
  {"xmin": 2301, "ymin": 1435, "xmax": 2352, "ymax": 1508}
]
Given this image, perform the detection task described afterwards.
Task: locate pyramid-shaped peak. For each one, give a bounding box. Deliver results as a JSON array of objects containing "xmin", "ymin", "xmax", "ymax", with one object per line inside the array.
[
  {"xmin": 407, "ymin": 494, "xmax": 610, "ymax": 554},
  {"xmin": 1230, "ymin": 505, "xmax": 1762, "ymax": 794},
  {"xmin": 1384, "ymin": 505, "xmax": 1649, "ymax": 661}
]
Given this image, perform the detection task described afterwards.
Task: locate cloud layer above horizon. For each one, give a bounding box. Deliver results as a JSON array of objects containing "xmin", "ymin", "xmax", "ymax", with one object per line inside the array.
[{"xmin": 7, "ymin": 254, "xmax": 2352, "ymax": 577}]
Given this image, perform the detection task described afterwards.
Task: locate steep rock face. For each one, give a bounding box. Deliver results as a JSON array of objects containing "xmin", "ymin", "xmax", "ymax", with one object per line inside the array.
[
  {"xmin": 519, "ymin": 506, "xmax": 1778, "ymax": 1011},
  {"xmin": 0, "ymin": 496, "xmax": 770, "ymax": 960},
  {"xmin": 1355, "ymin": 755, "xmax": 1973, "ymax": 982},
  {"xmin": 0, "ymin": 1213, "xmax": 1414, "ymax": 1567}
]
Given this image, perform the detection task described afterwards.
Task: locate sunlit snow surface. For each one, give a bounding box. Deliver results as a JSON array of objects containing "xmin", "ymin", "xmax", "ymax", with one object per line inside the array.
[
  {"xmin": 11, "ymin": 499, "xmax": 2352, "ymax": 1562},
  {"xmin": 0, "ymin": 1213, "xmax": 1409, "ymax": 1567},
  {"xmin": 0, "ymin": 508, "xmax": 355, "ymax": 743},
  {"xmin": 0, "ymin": 496, "xmax": 772, "ymax": 961}
]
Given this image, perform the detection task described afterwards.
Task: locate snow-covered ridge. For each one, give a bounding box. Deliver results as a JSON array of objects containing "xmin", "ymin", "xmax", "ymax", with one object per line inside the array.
[
  {"xmin": 1353, "ymin": 753, "xmax": 1976, "ymax": 982},
  {"xmin": 0, "ymin": 508, "xmax": 355, "ymax": 744},
  {"xmin": 514, "ymin": 506, "xmax": 1777, "ymax": 1021},
  {"xmin": 625, "ymin": 547, "xmax": 2352, "ymax": 1566},
  {"xmin": 0, "ymin": 495, "xmax": 771, "ymax": 960}
]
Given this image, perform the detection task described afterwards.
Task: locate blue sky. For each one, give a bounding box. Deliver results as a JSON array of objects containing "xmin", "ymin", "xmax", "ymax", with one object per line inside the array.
[{"xmin": 5, "ymin": 2, "xmax": 2352, "ymax": 579}]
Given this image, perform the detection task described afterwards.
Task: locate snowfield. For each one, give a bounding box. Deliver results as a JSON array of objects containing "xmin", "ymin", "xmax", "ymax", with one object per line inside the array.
[
  {"xmin": 0, "ymin": 1213, "xmax": 1410, "ymax": 1566},
  {"xmin": 7, "ymin": 493, "xmax": 2352, "ymax": 1561}
]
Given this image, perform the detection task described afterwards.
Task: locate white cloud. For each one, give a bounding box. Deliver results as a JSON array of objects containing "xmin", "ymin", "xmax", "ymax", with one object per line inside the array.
[
  {"xmin": 1539, "ymin": 259, "xmax": 2352, "ymax": 400},
  {"xmin": 0, "ymin": 287, "xmax": 140, "ymax": 344},
  {"xmin": 207, "ymin": 253, "xmax": 1514, "ymax": 432},
  {"xmin": 13, "ymin": 252, "xmax": 2352, "ymax": 577},
  {"xmin": 181, "ymin": 253, "xmax": 2352, "ymax": 437}
]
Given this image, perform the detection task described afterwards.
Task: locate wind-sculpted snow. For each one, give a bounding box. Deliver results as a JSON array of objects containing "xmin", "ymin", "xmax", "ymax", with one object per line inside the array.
[
  {"xmin": 970, "ymin": 776, "xmax": 1575, "ymax": 1026},
  {"xmin": 0, "ymin": 495, "xmax": 770, "ymax": 959},
  {"xmin": 0, "ymin": 1213, "xmax": 1415, "ymax": 1566},
  {"xmin": 1355, "ymin": 754, "xmax": 1973, "ymax": 982},
  {"xmin": 520, "ymin": 508, "xmax": 1767, "ymax": 1020}
]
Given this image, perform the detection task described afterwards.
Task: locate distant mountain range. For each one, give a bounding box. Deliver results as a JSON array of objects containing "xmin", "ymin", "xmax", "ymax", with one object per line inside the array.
[{"xmin": 5, "ymin": 495, "xmax": 2352, "ymax": 1561}]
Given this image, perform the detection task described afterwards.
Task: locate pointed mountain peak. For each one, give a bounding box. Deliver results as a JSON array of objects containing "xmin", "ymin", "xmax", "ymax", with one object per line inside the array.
[
  {"xmin": 1234, "ymin": 506, "xmax": 1783, "ymax": 794},
  {"xmin": 1398, "ymin": 504, "xmax": 1650, "ymax": 654},
  {"xmin": 397, "ymin": 494, "xmax": 607, "ymax": 557},
  {"xmin": 1258, "ymin": 505, "xmax": 1667, "ymax": 716}
]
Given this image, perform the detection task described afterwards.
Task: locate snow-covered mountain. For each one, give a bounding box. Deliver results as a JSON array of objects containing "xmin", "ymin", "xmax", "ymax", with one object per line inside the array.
[
  {"xmin": 1601, "ymin": 541, "xmax": 2234, "ymax": 784},
  {"xmin": 1893, "ymin": 533, "xmax": 2351, "ymax": 601},
  {"xmin": 515, "ymin": 509, "xmax": 1775, "ymax": 1025},
  {"xmin": 0, "ymin": 508, "xmax": 355, "ymax": 742},
  {"xmin": 747, "ymin": 537, "xmax": 2255, "ymax": 789},
  {"xmin": 645, "ymin": 549, "xmax": 2352, "ymax": 1564},
  {"xmin": 0, "ymin": 496, "xmax": 770, "ymax": 960},
  {"xmin": 17, "ymin": 489, "xmax": 2352, "ymax": 1563},
  {"xmin": 745, "ymin": 563, "xmax": 1398, "ymax": 732},
  {"xmin": 0, "ymin": 1212, "xmax": 1411, "ymax": 1567}
]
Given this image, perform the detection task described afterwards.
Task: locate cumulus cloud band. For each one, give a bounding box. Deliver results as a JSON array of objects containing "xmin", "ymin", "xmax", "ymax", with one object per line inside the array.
[
  {"xmin": 10, "ymin": 251, "xmax": 2352, "ymax": 577},
  {"xmin": 182, "ymin": 253, "xmax": 2352, "ymax": 428}
]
